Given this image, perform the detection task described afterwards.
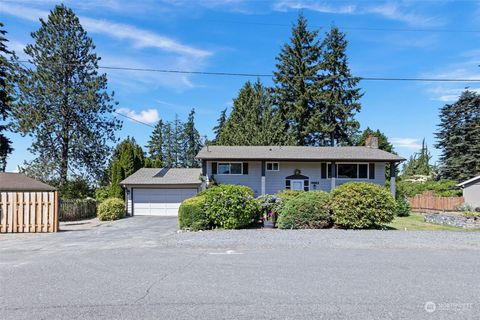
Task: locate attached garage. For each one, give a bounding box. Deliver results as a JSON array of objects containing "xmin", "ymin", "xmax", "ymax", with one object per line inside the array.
[{"xmin": 121, "ymin": 168, "xmax": 203, "ymax": 217}]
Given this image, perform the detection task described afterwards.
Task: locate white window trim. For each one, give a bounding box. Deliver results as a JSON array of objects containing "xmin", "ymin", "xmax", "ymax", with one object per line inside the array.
[
  {"xmin": 326, "ymin": 162, "xmax": 370, "ymax": 180},
  {"xmin": 266, "ymin": 162, "xmax": 280, "ymax": 171},
  {"xmin": 217, "ymin": 162, "xmax": 243, "ymax": 175}
]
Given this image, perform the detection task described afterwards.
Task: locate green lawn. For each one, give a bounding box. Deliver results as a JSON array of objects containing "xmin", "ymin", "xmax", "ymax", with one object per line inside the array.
[{"xmin": 386, "ymin": 213, "xmax": 480, "ymax": 232}]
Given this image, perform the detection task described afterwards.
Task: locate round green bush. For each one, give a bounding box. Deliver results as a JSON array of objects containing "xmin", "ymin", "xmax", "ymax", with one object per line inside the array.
[
  {"xmin": 331, "ymin": 182, "xmax": 396, "ymax": 229},
  {"xmin": 97, "ymin": 198, "xmax": 125, "ymax": 221},
  {"xmin": 395, "ymin": 197, "xmax": 411, "ymax": 217},
  {"xmin": 272, "ymin": 190, "xmax": 304, "ymax": 216},
  {"xmin": 277, "ymin": 191, "xmax": 331, "ymax": 229},
  {"xmin": 203, "ymin": 184, "xmax": 262, "ymax": 229},
  {"xmin": 178, "ymin": 196, "xmax": 210, "ymax": 231}
]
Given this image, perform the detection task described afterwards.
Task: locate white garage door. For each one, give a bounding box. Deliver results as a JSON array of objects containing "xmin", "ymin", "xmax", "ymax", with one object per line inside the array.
[{"xmin": 133, "ymin": 188, "xmax": 198, "ymax": 216}]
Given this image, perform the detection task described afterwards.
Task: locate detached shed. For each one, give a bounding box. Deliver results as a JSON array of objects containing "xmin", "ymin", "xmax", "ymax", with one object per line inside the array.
[
  {"xmin": 0, "ymin": 173, "xmax": 58, "ymax": 233},
  {"xmin": 457, "ymin": 175, "xmax": 480, "ymax": 209}
]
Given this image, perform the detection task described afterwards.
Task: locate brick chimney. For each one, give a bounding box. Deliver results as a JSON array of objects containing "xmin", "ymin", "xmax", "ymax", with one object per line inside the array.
[{"xmin": 365, "ymin": 135, "xmax": 379, "ymax": 148}]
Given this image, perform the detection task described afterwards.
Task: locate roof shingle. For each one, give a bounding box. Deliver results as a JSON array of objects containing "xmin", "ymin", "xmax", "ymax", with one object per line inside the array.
[
  {"xmin": 0, "ymin": 173, "xmax": 56, "ymax": 191},
  {"xmin": 196, "ymin": 146, "xmax": 405, "ymax": 162},
  {"xmin": 120, "ymin": 168, "xmax": 202, "ymax": 186}
]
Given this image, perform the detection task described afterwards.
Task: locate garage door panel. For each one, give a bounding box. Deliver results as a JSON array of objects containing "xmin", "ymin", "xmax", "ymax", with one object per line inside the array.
[{"xmin": 133, "ymin": 188, "xmax": 197, "ymax": 216}]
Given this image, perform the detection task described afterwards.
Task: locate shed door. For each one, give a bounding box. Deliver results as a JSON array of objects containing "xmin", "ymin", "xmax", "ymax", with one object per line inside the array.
[{"xmin": 133, "ymin": 188, "xmax": 198, "ymax": 216}]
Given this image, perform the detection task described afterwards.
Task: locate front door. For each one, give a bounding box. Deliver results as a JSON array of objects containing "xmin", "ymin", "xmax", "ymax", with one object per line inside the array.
[{"xmin": 291, "ymin": 180, "xmax": 304, "ymax": 191}]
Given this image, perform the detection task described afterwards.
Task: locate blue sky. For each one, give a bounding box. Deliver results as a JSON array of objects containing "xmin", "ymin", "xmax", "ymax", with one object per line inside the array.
[{"xmin": 2, "ymin": 0, "xmax": 480, "ymax": 172}]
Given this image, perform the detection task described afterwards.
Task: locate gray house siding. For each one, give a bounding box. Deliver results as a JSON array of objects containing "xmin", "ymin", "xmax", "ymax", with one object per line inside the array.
[
  {"xmin": 463, "ymin": 182, "xmax": 480, "ymax": 208},
  {"xmin": 206, "ymin": 160, "xmax": 386, "ymax": 196}
]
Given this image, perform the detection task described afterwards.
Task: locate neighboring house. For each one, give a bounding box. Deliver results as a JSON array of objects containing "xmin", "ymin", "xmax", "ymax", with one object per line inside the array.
[
  {"xmin": 120, "ymin": 168, "xmax": 202, "ymax": 216},
  {"xmin": 196, "ymin": 138, "xmax": 404, "ymax": 197},
  {"xmin": 457, "ymin": 175, "xmax": 480, "ymax": 209}
]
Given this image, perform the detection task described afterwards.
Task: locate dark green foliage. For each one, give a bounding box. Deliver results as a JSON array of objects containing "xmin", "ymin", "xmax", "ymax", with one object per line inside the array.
[
  {"xmin": 178, "ymin": 196, "xmax": 210, "ymax": 231},
  {"xmin": 0, "ymin": 22, "xmax": 15, "ymax": 172},
  {"xmin": 97, "ymin": 197, "xmax": 124, "ymax": 221},
  {"xmin": 435, "ymin": 90, "xmax": 480, "ymax": 181},
  {"xmin": 395, "ymin": 197, "xmax": 411, "ymax": 217},
  {"xmin": 55, "ymin": 177, "xmax": 94, "ymax": 199},
  {"xmin": 356, "ymin": 127, "xmax": 394, "ymax": 153},
  {"xmin": 203, "ymin": 185, "xmax": 262, "ymax": 229},
  {"xmin": 212, "ymin": 108, "xmax": 227, "ymax": 144},
  {"xmin": 315, "ymin": 26, "xmax": 362, "ymax": 146},
  {"xmin": 276, "ymin": 191, "xmax": 331, "ymax": 229},
  {"xmin": 95, "ymin": 186, "xmax": 110, "ymax": 203},
  {"xmin": 331, "ymin": 182, "xmax": 396, "ymax": 229},
  {"xmin": 218, "ymin": 80, "xmax": 293, "ymax": 145},
  {"xmin": 402, "ymin": 139, "xmax": 433, "ymax": 177},
  {"xmin": 184, "ymin": 109, "xmax": 202, "ymax": 168},
  {"xmin": 146, "ymin": 119, "xmax": 164, "ymax": 166},
  {"xmin": 397, "ymin": 179, "xmax": 462, "ymax": 197},
  {"xmin": 272, "ymin": 13, "xmax": 322, "ymax": 145},
  {"xmin": 14, "ymin": 5, "xmax": 121, "ymax": 185}
]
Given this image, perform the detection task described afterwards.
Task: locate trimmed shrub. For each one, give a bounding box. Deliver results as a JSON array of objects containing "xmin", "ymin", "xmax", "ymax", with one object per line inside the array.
[
  {"xmin": 203, "ymin": 184, "xmax": 262, "ymax": 229},
  {"xmin": 272, "ymin": 190, "xmax": 304, "ymax": 216},
  {"xmin": 97, "ymin": 198, "xmax": 125, "ymax": 221},
  {"xmin": 395, "ymin": 197, "xmax": 411, "ymax": 217},
  {"xmin": 277, "ymin": 191, "xmax": 331, "ymax": 229},
  {"xmin": 331, "ymin": 182, "xmax": 396, "ymax": 229},
  {"xmin": 178, "ymin": 196, "xmax": 210, "ymax": 231}
]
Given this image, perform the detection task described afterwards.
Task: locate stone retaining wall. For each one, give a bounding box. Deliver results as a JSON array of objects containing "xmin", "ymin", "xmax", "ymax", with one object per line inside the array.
[{"xmin": 424, "ymin": 213, "xmax": 480, "ymax": 229}]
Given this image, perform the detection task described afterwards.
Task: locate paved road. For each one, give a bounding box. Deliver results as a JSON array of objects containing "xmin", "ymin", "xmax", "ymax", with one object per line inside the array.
[{"xmin": 1, "ymin": 217, "xmax": 479, "ymax": 319}]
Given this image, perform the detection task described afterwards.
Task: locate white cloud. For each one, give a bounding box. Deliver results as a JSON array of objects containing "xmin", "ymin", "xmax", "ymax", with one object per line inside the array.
[
  {"xmin": 0, "ymin": 3, "xmax": 211, "ymax": 58},
  {"xmin": 117, "ymin": 108, "xmax": 160, "ymax": 124},
  {"xmin": 272, "ymin": 1, "xmax": 443, "ymax": 27},
  {"xmin": 391, "ymin": 138, "xmax": 422, "ymax": 149}
]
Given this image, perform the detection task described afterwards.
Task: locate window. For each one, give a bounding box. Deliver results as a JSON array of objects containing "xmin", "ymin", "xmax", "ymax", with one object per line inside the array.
[
  {"xmin": 266, "ymin": 162, "xmax": 279, "ymax": 171},
  {"xmin": 359, "ymin": 164, "xmax": 368, "ymax": 179},
  {"xmin": 338, "ymin": 164, "xmax": 358, "ymax": 179},
  {"xmin": 218, "ymin": 162, "xmax": 242, "ymax": 175}
]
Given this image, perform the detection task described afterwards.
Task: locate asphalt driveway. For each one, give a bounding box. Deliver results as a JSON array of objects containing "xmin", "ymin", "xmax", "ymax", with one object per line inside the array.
[{"xmin": 1, "ymin": 216, "xmax": 479, "ymax": 319}]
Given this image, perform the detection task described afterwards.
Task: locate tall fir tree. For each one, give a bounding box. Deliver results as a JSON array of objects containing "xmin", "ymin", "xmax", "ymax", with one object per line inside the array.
[
  {"xmin": 212, "ymin": 107, "xmax": 227, "ymax": 144},
  {"xmin": 184, "ymin": 108, "xmax": 202, "ymax": 168},
  {"xmin": 402, "ymin": 139, "xmax": 433, "ymax": 177},
  {"xmin": 355, "ymin": 127, "xmax": 394, "ymax": 153},
  {"xmin": 14, "ymin": 5, "xmax": 121, "ymax": 186},
  {"xmin": 162, "ymin": 121, "xmax": 175, "ymax": 168},
  {"xmin": 272, "ymin": 13, "xmax": 323, "ymax": 145},
  {"xmin": 172, "ymin": 114, "xmax": 184, "ymax": 167},
  {"xmin": 0, "ymin": 22, "xmax": 15, "ymax": 172},
  {"xmin": 146, "ymin": 119, "xmax": 164, "ymax": 166},
  {"xmin": 316, "ymin": 26, "xmax": 362, "ymax": 146},
  {"xmin": 218, "ymin": 80, "xmax": 293, "ymax": 145},
  {"xmin": 435, "ymin": 90, "xmax": 480, "ymax": 181}
]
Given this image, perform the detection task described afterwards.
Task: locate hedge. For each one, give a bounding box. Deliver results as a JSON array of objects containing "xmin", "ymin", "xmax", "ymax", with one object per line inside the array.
[
  {"xmin": 97, "ymin": 198, "xmax": 125, "ymax": 221},
  {"xmin": 277, "ymin": 191, "xmax": 331, "ymax": 229},
  {"xmin": 331, "ymin": 182, "xmax": 396, "ymax": 229},
  {"xmin": 178, "ymin": 196, "xmax": 210, "ymax": 231}
]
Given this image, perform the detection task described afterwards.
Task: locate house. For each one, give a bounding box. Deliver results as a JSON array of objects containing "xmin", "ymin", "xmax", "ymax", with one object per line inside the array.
[
  {"xmin": 0, "ymin": 173, "xmax": 58, "ymax": 233},
  {"xmin": 457, "ymin": 175, "xmax": 480, "ymax": 209},
  {"xmin": 196, "ymin": 137, "xmax": 404, "ymax": 197},
  {"xmin": 121, "ymin": 137, "xmax": 404, "ymax": 216},
  {"xmin": 121, "ymin": 168, "xmax": 203, "ymax": 216}
]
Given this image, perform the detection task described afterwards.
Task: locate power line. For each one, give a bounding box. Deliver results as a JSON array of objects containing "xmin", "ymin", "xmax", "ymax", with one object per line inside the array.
[
  {"xmin": 113, "ymin": 111, "xmax": 155, "ymax": 128},
  {"xmin": 17, "ymin": 60, "xmax": 480, "ymax": 82}
]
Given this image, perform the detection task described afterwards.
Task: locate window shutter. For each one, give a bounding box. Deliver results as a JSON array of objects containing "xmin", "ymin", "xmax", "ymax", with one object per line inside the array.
[
  {"xmin": 243, "ymin": 162, "xmax": 249, "ymax": 175},
  {"xmin": 369, "ymin": 163, "xmax": 375, "ymax": 179},
  {"xmin": 321, "ymin": 163, "xmax": 326, "ymax": 179},
  {"xmin": 212, "ymin": 162, "xmax": 217, "ymax": 175}
]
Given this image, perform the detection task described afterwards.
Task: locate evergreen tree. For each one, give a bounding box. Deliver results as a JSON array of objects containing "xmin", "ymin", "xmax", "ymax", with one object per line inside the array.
[
  {"xmin": 402, "ymin": 139, "xmax": 433, "ymax": 177},
  {"xmin": 272, "ymin": 13, "xmax": 323, "ymax": 145},
  {"xmin": 146, "ymin": 119, "xmax": 164, "ymax": 165},
  {"xmin": 218, "ymin": 80, "xmax": 293, "ymax": 145},
  {"xmin": 162, "ymin": 122, "xmax": 175, "ymax": 168},
  {"xmin": 316, "ymin": 26, "xmax": 362, "ymax": 146},
  {"xmin": 172, "ymin": 114, "xmax": 184, "ymax": 167},
  {"xmin": 212, "ymin": 108, "xmax": 227, "ymax": 144},
  {"xmin": 435, "ymin": 90, "xmax": 480, "ymax": 181},
  {"xmin": 14, "ymin": 5, "xmax": 121, "ymax": 186},
  {"xmin": 109, "ymin": 159, "xmax": 123, "ymax": 198},
  {"xmin": 184, "ymin": 108, "xmax": 202, "ymax": 167},
  {"xmin": 0, "ymin": 22, "xmax": 15, "ymax": 172}
]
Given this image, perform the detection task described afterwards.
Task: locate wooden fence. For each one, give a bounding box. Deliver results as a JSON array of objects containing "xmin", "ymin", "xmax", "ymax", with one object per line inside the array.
[
  {"xmin": 408, "ymin": 191, "xmax": 464, "ymax": 212},
  {"xmin": 59, "ymin": 199, "xmax": 97, "ymax": 221},
  {"xmin": 0, "ymin": 191, "xmax": 58, "ymax": 233}
]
